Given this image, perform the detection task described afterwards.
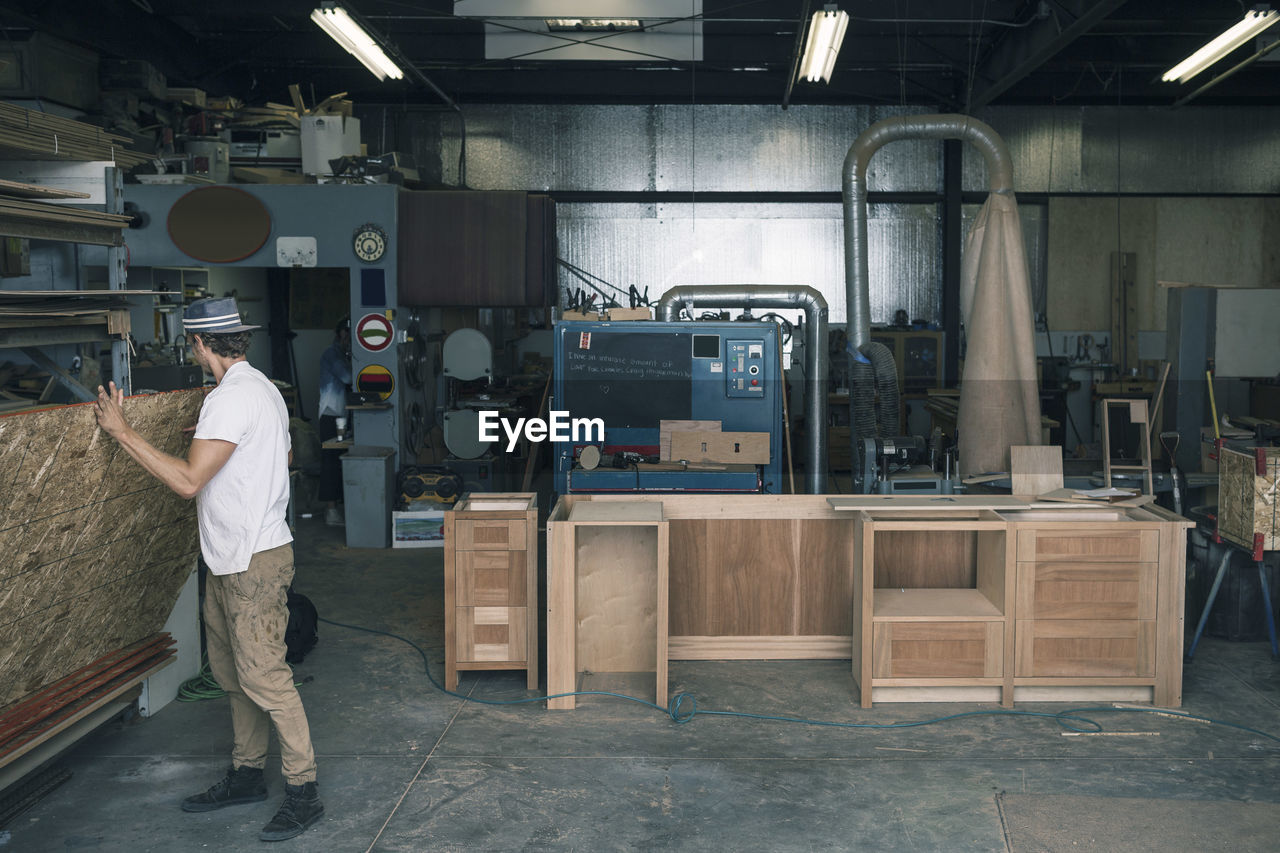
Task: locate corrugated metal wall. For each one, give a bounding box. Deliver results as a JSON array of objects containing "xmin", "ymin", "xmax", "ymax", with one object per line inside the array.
[{"xmin": 374, "ymin": 103, "xmax": 1280, "ymax": 323}]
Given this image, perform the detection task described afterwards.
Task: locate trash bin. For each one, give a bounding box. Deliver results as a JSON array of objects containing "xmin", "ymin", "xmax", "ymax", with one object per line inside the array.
[{"xmin": 340, "ymin": 445, "xmax": 396, "ymax": 548}]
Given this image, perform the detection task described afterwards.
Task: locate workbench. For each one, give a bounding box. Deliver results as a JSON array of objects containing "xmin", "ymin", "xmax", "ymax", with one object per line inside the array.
[{"xmin": 546, "ymin": 494, "xmax": 1192, "ymax": 709}]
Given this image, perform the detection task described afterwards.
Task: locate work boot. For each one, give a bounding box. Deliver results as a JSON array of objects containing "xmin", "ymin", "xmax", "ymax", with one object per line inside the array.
[
  {"xmin": 325, "ymin": 506, "xmax": 345, "ymax": 527},
  {"xmin": 180, "ymin": 765, "xmax": 267, "ymax": 812},
  {"xmin": 259, "ymin": 781, "xmax": 325, "ymax": 842}
]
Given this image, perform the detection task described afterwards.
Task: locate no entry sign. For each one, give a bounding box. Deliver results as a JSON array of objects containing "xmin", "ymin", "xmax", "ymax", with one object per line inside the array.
[{"xmin": 356, "ymin": 312, "xmax": 393, "ymax": 352}]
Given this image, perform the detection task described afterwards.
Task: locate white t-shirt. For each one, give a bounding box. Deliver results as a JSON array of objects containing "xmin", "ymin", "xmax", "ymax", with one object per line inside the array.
[{"xmin": 193, "ymin": 361, "xmax": 293, "ymax": 575}]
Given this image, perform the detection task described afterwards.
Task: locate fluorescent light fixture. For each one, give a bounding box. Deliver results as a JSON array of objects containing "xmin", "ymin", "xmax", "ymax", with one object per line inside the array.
[
  {"xmin": 546, "ymin": 18, "xmax": 643, "ymax": 32},
  {"xmin": 1162, "ymin": 7, "xmax": 1279, "ymax": 83},
  {"xmin": 311, "ymin": 4, "xmax": 404, "ymax": 81},
  {"xmin": 798, "ymin": 5, "xmax": 849, "ymax": 83}
]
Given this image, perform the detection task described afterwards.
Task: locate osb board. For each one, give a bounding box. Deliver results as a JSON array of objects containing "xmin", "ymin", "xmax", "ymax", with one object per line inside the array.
[
  {"xmin": 1218, "ymin": 446, "xmax": 1280, "ymax": 552},
  {"xmin": 0, "ymin": 390, "xmax": 203, "ymax": 709}
]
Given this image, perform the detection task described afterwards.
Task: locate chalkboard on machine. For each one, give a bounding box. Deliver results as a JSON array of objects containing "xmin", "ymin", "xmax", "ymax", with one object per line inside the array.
[{"xmin": 559, "ymin": 330, "xmax": 693, "ymax": 428}]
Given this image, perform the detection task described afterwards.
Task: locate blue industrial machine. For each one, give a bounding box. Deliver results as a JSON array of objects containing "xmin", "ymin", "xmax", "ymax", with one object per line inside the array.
[{"xmin": 552, "ymin": 320, "xmax": 784, "ymax": 493}]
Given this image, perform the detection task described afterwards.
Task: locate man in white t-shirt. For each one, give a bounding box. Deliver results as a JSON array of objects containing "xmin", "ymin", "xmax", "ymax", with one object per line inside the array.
[{"xmin": 94, "ymin": 296, "xmax": 324, "ymax": 843}]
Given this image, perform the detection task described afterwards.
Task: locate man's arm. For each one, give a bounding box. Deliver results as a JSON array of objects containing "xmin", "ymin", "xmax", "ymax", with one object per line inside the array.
[{"xmin": 95, "ymin": 382, "xmax": 236, "ymax": 500}]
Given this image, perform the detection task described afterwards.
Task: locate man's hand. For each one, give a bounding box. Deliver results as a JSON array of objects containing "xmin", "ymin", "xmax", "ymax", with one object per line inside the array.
[{"xmin": 95, "ymin": 381, "xmax": 128, "ymax": 438}]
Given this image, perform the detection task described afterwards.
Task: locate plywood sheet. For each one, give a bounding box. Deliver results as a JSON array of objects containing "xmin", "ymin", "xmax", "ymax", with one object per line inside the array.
[
  {"xmin": 1011, "ymin": 445, "xmax": 1064, "ymax": 497},
  {"xmin": 0, "ymin": 390, "xmax": 202, "ymax": 709}
]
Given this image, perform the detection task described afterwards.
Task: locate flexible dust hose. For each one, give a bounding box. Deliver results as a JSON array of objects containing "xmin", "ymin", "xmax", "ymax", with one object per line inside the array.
[{"xmin": 865, "ymin": 341, "xmax": 900, "ymax": 436}]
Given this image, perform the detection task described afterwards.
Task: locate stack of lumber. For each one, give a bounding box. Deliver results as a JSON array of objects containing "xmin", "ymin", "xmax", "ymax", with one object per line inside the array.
[
  {"xmin": 0, "ymin": 176, "xmax": 133, "ymax": 246},
  {"xmin": 0, "ymin": 635, "xmax": 175, "ymax": 771},
  {"xmin": 0, "ymin": 102, "xmax": 149, "ymax": 167}
]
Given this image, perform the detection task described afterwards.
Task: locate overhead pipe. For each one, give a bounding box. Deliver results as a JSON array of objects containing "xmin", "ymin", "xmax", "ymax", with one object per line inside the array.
[
  {"xmin": 842, "ymin": 114, "xmax": 1014, "ymax": 351},
  {"xmin": 657, "ymin": 285, "xmax": 828, "ymax": 495}
]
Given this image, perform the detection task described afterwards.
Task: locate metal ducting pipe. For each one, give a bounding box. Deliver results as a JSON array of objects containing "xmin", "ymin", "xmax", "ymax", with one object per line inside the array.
[
  {"xmin": 842, "ymin": 114, "xmax": 1014, "ymax": 351},
  {"xmin": 656, "ymin": 285, "xmax": 828, "ymax": 494}
]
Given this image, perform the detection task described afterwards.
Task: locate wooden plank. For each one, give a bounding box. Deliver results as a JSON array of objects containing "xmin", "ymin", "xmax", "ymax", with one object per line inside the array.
[
  {"xmin": 443, "ymin": 511, "xmax": 458, "ymax": 690},
  {"xmin": 659, "ymin": 419, "xmax": 720, "ymax": 461},
  {"xmin": 0, "ymin": 178, "xmax": 90, "ymax": 200},
  {"xmin": 668, "ymin": 635, "xmax": 849, "ymax": 660},
  {"xmin": 1011, "ymin": 445, "xmax": 1064, "ymax": 497},
  {"xmin": 545, "ymin": 520, "xmax": 576, "ymax": 710},
  {"xmin": 853, "ymin": 513, "xmax": 872, "ymax": 706},
  {"xmin": 1154, "ymin": 521, "xmax": 1187, "ymax": 707},
  {"xmin": 525, "ymin": 506, "xmax": 539, "ymax": 691}
]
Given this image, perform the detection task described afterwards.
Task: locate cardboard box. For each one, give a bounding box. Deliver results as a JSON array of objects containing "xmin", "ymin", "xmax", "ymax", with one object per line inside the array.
[
  {"xmin": 392, "ymin": 510, "xmax": 446, "ymax": 548},
  {"xmin": 670, "ymin": 430, "xmax": 770, "ymax": 465}
]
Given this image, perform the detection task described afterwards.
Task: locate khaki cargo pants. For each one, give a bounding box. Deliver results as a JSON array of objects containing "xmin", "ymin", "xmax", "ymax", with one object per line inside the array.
[{"xmin": 204, "ymin": 543, "xmax": 317, "ymax": 785}]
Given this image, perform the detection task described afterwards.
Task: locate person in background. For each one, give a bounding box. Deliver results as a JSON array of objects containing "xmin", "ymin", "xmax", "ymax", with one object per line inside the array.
[
  {"xmin": 94, "ymin": 296, "xmax": 325, "ymax": 843},
  {"xmin": 317, "ymin": 316, "xmax": 352, "ymax": 526}
]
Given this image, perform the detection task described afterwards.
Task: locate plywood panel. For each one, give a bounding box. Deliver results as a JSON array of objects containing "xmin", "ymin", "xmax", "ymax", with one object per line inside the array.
[
  {"xmin": 0, "ymin": 391, "xmax": 203, "ymax": 710},
  {"xmin": 1011, "ymin": 445, "xmax": 1063, "ymax": 497},
  {"xmin": 703, "ymin": 519, "xmax": 795, "ymax": 636},
  {"xmin": 872, "ymin": 530, "xmax": 976, "ymax": 589},
  {"xmin": 667, "ymin": 519, "xmax": 707, "ymax": 636},
  {"xmin": 575, "ymin": 526, "xmax": 659, "ymax": 672},
  {"xmin": 795, "ymin": 518, "xmax": 854, "ymax": 635}
]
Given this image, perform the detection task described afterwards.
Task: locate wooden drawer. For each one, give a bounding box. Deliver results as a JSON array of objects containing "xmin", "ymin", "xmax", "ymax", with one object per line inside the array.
[
  {"xmin": 872, "ymin": 622, "xmax": 1003, "ymax": 678},
  {"xmin": 454, "ymin": 518, "xmax": 528, "ymax": 551},
  {"xmin": 456, "ymin": 550, "xmax": 527, "ymax": 607},
  {"xmin": 456, "ymin": 606, "xmax": 528, "ymax": 663},
  {"xmin": 1015, "ymin": 620, "xmax": 1154, "ymax": 677},
  {"xmin": 1016, "ymin": 562, "xmax": 1156, "ymax": 620},
  {"xmin": 1016, "ymin": 528, "xmax": 1157, "ymax": 563}
]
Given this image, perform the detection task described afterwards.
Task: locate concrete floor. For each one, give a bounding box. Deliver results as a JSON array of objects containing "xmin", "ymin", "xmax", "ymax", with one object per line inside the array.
[{"xmin": 3, "ymin": 516, "xmax": 1279, "ymax": 852}]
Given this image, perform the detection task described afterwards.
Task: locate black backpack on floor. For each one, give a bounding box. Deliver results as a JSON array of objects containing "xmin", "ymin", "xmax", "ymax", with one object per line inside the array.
[{"xmin": 285, "ymin": 590, "xmax": 319, "ymax": 664}]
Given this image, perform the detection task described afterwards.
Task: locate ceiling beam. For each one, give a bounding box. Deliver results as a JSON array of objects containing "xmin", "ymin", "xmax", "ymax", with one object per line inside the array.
[{"xmin": 966, "ymin": 0, "xmax": 1125, "ymax": 110}]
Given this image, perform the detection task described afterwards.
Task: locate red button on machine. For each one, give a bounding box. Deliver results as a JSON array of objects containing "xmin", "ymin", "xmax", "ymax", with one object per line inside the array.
[{"xmin": 751, "ymin": 379, "xmax": 758, "ymax": 386}]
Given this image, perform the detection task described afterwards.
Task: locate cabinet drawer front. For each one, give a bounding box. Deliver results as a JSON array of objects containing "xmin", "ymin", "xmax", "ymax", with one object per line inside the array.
[
  {"xmin": 456, "ymin": 607, "xmax": 528, "ymax": 663},
  {"xmin": 454, "ymin": 518, "xmax": 528, "ymax": 550},
  {"xmin": 872, "ymin": 622, "xmax": 1003, "ymax": 679},
  {"xmin": 1016, "ymin": 529, "xmax": 1157, "ymax": 562},
  {"xmin": 456, "ymin": 550, "xmax": 527, "ymax": 607},
  {"xmin": 1017, "ymin": 562, "xmax": 1156, "ymax": 620},
  {"xmin": 1015, "ymin": 620, "xmax": 1154, "ymax": 677}
]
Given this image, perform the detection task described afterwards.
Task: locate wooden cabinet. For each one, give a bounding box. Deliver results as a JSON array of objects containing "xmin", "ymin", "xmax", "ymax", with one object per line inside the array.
[
  {"xmin": 444, "ymin": 493, "xmax": 538, "ymax": 691},
  {"xmin": 853, "ymin": 511, "xmax": 1014, "ymax": 707},
  {"xmin": 847, "ymin": 501, "xmax": 1192, "ymax": 708}
]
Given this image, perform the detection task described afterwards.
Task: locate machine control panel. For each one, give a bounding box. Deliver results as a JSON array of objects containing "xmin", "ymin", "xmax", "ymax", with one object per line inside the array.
[{"xmin": 725, "ymin": 339, "xmax": 766, "ymax": 397}]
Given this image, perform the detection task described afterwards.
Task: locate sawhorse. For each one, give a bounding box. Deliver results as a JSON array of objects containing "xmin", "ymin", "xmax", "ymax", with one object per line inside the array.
[{"xmin": 1186, "ymin": 540, "xmax": 1279, "ymax": 660}]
